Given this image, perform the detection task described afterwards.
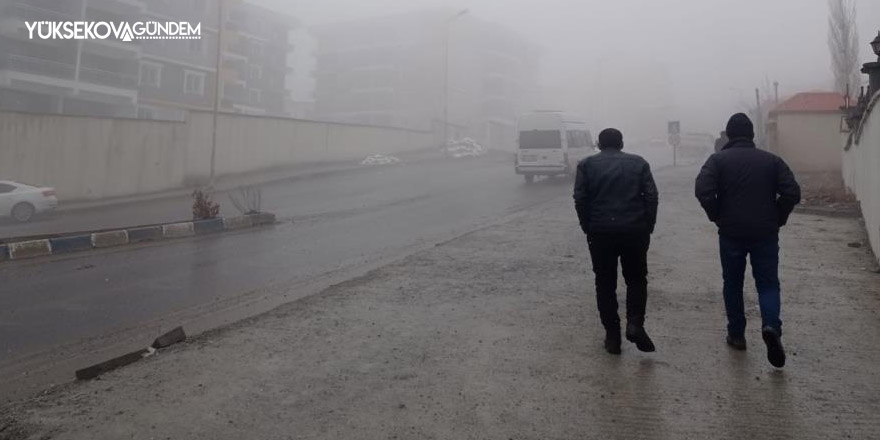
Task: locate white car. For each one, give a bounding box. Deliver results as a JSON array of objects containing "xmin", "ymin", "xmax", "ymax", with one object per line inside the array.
[{"xmin": 0, "ymin": 181, "xmax": 58, "ymax": 222}]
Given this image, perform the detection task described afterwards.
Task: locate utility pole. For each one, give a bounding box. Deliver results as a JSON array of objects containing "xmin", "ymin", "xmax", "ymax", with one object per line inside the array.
[
  {"xmin": 774, "ymin": 81, "xmax": 779, "ymax": 105},
  {"xmin": 442, "ymin": 9, "xmax": 468, "ymax": 157},
  {"xmin": 755, "ymin": 88, "xmax": 763, "ymax": 147},
  {"xmin": 209, "ymin": 0, "xmax": 225, "ymax": 186}
]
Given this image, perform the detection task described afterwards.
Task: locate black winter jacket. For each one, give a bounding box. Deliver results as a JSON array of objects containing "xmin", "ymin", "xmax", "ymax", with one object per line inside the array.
[
  {"xmin": 695, "ymin": 139, "xmax": 801, "ymax": 239},
  {"xmin": 573, "ymin": 149, "xmax": 658, "ymax": 235}
]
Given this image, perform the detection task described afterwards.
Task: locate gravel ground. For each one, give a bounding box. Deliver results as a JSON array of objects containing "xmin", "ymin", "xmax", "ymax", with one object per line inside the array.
[{"xmin": 3, "ymin": 165, "xmax": 880, "ymax": 440}]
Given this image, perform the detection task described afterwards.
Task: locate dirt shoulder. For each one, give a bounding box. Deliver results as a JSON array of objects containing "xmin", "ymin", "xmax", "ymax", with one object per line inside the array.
[{"xmin": 3, "ymin": 166, "xmax": 880, "ymax": 440}]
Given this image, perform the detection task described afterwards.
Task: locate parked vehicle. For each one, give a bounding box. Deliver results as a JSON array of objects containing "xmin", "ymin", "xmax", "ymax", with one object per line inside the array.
[
  {"xmin": 0, "ymin": 181, "xmax": 58, "ymax": 222},
  {"xmin": 515, "ymin": 111, "xmax": 596, "ymax": 183}
]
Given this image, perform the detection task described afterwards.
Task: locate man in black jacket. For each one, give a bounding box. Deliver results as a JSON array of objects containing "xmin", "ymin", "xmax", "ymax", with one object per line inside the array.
[
  {"xmin": 695, "ymin": 113, "xmax": 800, "ymax": 368},
  {"xmin": 573, "ymin": 128, "xmax": 659, "ymax": 355}
]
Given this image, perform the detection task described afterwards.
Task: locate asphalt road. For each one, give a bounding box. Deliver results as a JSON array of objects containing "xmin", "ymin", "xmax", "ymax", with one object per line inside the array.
[
  {"xmin": 7, "ymin": 159, "xmax": 877, "ymax": 439},
  {"xmin": 0, "ymin": 154, "xmax": 578, "ymax": 395}
]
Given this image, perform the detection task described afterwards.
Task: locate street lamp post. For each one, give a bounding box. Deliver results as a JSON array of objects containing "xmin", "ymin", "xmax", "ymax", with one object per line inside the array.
[
  {"xmin": 209, "ymin": 0, "xmax": 225, "ymax": 187},
  {"xmin": 442, "ymin": 9, "xmax": 468, "ymax": 157},
  {"xmin": 870, "ymin": 31, "xmax": 880, "ymax": 59},
  {"xmin": 865, "ymin": 31, "xmax": 880, "ymax": 97}
]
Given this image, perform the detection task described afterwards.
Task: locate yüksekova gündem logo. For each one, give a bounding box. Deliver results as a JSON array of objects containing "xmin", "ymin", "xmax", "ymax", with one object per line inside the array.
[{"xmin": 25, "ymin": 21, "xmax": 201, "ymax": 41}]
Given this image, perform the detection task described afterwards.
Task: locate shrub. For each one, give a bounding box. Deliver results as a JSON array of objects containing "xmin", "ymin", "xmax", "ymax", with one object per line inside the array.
[{"xmin": 192, "ymin": 188, "xmax": 220, "ymax": 220}]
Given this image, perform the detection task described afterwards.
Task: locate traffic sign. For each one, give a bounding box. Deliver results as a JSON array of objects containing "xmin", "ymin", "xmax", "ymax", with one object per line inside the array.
[
  {"xmin": 668, "ymin": 133, "xmax": 681, "ymax": 147},
  {"xmin": 667, "ymin": 121, "xmax": 680, "ymax": 135}
]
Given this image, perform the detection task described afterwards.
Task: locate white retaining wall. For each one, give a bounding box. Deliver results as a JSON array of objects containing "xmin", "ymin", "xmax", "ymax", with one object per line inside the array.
[
  {"xmin": 0, "ymin": 110, "xmax": 436, "ymax": 201},
  {"xmin": 842, "ymin": 93, "xmax": 880, "ymax": 262}
]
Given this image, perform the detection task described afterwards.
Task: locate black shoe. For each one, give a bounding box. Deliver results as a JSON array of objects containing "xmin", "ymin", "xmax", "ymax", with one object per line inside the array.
[
  {"xmin": 726, "ymin": 334, "xmax": 747, "ymax": 351},
  {"xmin": 604, "ymin": 329, "xmax": 622, "ymax": 355},
  {"xmin": 761, "ymin": 326, "xmax": 786, "ymax": 368},
  {"xmin": 625, "ymin": 323, "xmax": 656, "ymax": 352}
]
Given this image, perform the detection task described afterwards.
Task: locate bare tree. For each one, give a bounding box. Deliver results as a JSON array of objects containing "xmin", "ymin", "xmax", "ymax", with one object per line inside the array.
[
  {"xmin": 828, "ymin": 0, "xmax": 861, "ymax": 96},
  {"xmin": 228, "ymin": 185, "xmax": 263, "ymax": 215}
]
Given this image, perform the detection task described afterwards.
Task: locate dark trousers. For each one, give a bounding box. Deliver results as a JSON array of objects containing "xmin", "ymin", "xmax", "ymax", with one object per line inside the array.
[
  {"xmin": 587, "ymin": 232, "xmax": 650, "ymax": 330},
  {"xmin": 719, "ymin": 234, "xmax": 782, "ymax": 336}
]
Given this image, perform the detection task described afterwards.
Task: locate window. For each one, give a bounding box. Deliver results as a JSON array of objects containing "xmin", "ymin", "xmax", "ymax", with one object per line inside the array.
[
  {"xmin": 249, "ymin": 88, "xmax": 261, "ymax": 105},
  {"xmin": 137, "ymin": 107, "xmax": 155, "ymax": 119},
  {"xmin": 248, "ymin": 65, "xmax": 262, "ymax": 81},
  {"xmin": 184, "ymin": 70, "xmax": 205, "ymax": 95},
  {"xmin": 188, "ymin": 39, "xmax": 202, "ymax": 55},
  {"xmin": 0, "ymin": 183, "xmax": 16, "ymax": 194},
  {"xmin": 567, "ymin": 130, "xmax": 591, "ymax": 148},
  {"xmin": 519, "ymin": 130, "xmax": 561, "ymax": 149},
  {"xmin": 249, "ymin": 42, "xmax": 263, "ymax": 58},
  {"xmin": 138, "ymin": 62, "xmax": 162, "ymax": 87}
]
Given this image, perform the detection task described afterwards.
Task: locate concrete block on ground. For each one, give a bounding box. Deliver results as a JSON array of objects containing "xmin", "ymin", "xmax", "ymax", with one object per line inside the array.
[
  {"xmin": 222, "ymin": 215, "xmax": 253, "ymax": 230},
  {"xmin": 151, "ymin": 326, "xmax": 186, "ymax": 349},
  {"xmin": 193, "ymin": 218, "xmax": 224, "ymax": 235},
  {"xmin": 0, "ymin": 244, "xmax": 8, "ymax": 261},
  {"xmin": 247, "ymin": 212, "xmax": 277, "ymax": 226},
  {"xmin": 49, "ymin": 235, "xmax": 93, "ymax": 255},
  {"xmin": 75, "ymin": 348, "xmax": 149, "ymax": 380},
  {"xmin": 91, "ymin": 230, "xmax": 129, "ymax": 248},
  {"xmin": 127, "ymin": 226, "xmax": 163, "ymax": 243},
  {"xmin": 162, "ymin": 222, "xmax": 195, "ymax": 239},
  {"xmin": 8, "ymin": 239, "xmax": 52, "ymax": 259}
]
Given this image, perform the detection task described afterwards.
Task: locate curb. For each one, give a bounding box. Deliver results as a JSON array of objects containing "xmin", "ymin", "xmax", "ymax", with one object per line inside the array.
[
  {"xmin": 2, "ymin": 213, "xmax": 276, "ymax": 262},
  {"xmin": 49, "ymin": 235, "xmax": 92, "ymax": 255},
  {"xmin": 8, "ymin": 240, "xmax": 52, "ymax": 259},
  {"xmin": 92, "ymin": 230, "xmax": 129, "ymax": 248},
  {"xmin": 163, "ymin": 222, "xmax": 195, "ymax": 239}
]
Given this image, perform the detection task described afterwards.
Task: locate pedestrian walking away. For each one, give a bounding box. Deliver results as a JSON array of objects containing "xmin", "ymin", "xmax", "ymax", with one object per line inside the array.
[
  {"xmin": 694, "ymin": 113, "xmax": 801, "ymax": 368},
  {"xmin": 573, "ymin": 128, "xmax": 659, "ymax": 355}
]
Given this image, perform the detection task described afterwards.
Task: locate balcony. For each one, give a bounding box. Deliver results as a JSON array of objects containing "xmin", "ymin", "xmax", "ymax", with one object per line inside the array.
[
  {"xmin": 79, "ymin": 65, "xmax": 137, "ymax": 89},
  {"xmin": 2, "ymin": 54, "xmax": 76, "ymax": 80},
  {"xmin": 1, "ymin": 54, "xmax": 137, "ymax": 95},
  {"xmin": 6, "ymin": 2, "xmax": 79, "ymax": 23}
]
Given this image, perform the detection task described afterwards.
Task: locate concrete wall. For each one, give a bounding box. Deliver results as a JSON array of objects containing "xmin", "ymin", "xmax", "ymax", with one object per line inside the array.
[
  {"xmin": 842, "ymin": 93, "xmax": 880, "ymax": 262},
  {"xmin": 0, "ymin": 110, "xmax": 435, "ymax": 201},
  {"xmin": 774, "ymin": 112, "xmax": 843, "ymax": 173}
]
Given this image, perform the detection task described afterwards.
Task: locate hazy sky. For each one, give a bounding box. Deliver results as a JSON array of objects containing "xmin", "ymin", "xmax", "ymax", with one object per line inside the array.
[{"xmin": 259, "ymin": 0, "xmax": 880, "ymax": 133}]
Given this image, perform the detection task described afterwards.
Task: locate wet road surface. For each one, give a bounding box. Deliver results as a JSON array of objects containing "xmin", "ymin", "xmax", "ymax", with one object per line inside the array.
[{"xmin": 0, "ymin": 155, "xmax": 572, "ymax": 390}]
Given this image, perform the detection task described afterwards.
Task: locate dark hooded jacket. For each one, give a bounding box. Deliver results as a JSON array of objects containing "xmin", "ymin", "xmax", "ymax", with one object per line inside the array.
[
  {"xmin": 573, "ymin": 149, "xmax": 658, "ymax": 235},
  {"xmin": 694, "ymin": 138, "xmax": 801, "ymax": 239}
]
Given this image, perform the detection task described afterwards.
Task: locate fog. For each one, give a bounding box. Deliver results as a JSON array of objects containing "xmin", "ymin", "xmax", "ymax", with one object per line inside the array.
[
  {"xmin": 6, "ymin": 0, "xmax": 880, "ymax": 426},
  {"xmin": 264, "ymin": 0, "xmax": 880, "ymax": 136}
]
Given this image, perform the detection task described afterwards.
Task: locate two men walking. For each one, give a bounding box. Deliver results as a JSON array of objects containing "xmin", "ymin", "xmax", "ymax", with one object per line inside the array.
[{"xmin": 573, "ymin": 113, "xmax": 800, "ymax": 368}]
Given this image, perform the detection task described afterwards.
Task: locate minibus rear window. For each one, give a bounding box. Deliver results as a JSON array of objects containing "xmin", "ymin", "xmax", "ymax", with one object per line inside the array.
[{"xmin": 519, "ymin": 130, "xmax": 561, "ymax": 149}]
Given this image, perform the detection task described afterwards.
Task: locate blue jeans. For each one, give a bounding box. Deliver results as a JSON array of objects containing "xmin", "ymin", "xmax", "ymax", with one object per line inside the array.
[{"xmin": 719, "ymin": 235, "xmax": 782, "ymax": 336}]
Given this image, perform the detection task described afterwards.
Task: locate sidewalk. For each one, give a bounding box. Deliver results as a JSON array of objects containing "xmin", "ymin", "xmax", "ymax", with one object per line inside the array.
[{"xmin": 3, "ymin": 165, "xmax": 880, "ymax": 439}]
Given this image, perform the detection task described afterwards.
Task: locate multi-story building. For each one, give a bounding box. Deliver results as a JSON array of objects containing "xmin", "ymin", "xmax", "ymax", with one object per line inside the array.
[
  {"xmin": 284, "ymin": 27, "xmax": 316, "ymax": 119},
  {"xmin": 0, "ymin": 0, "xmax": 303, "ymax": 119},
  {"xmin": 312, "ymin": 10, "xmax": 538, "ymax": 150},
  {"xmin": 0, "ymin": 0, "xmax": 143, "ymax": 117},
  {"xmin": 217, "ymin": 0, "xmax": 294, "ymax": 116}
]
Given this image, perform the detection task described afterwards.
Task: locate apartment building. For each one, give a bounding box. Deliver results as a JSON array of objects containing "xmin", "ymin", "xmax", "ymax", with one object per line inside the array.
[
  {"xmin": 312, "ymin": 10, "xmax": 538, "ymax": 150},
  {"xmin": 0, "ymin": 0, "xmax": 303, "ymax": 119},
  {"xmin": 0, "ymin": 0, "xmax": 143, "ymax": 117}
]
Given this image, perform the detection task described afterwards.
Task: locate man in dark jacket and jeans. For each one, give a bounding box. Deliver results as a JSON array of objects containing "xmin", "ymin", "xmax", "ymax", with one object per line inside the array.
[
  {"xmin": 574, "ymin": 128, "xmax": 659, "ymax": 355},
  {"xmin": 695, "ymin": 113, "xmax": 800, "ymax": 368}
]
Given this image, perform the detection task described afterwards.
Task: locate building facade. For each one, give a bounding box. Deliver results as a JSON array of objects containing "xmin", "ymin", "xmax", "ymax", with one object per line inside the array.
[
  {"xmin": 767, "ymin": 92, "xmax": 845, "ymax": 173},
  {"xmin": 312, "ymin": 10, "xmax": 538, "ymax": 150},
  {"xmin": 0, "ymin": 0, "xmax": 143, "ymax": 117},
  {"xmin": 0, "ymin": 0, "xmax": 307, "ymax": 119}
]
